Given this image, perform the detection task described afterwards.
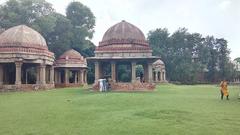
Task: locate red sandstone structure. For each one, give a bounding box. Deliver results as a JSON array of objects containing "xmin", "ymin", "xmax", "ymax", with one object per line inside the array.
[
  {"xmin": 0, "ymin": 22, "xmax": 166, "ymax": 92},
  {"xmin": 153, "ymin": 59, "xmax": 167, "ymax": 83},
  {"xmin": 54, "ymin": 49, "xmax": 87, "ymax": 88},
  {"xmin": 0, "ymin": 25, "xmax": 55, "ymax": 91},
  {"xmin": 88, "ymin": 20, "xmax": 161, "ymax": 91},
  {"xmin": 0, "ymin": 25, "xmax": 87, "ymax": 91}
]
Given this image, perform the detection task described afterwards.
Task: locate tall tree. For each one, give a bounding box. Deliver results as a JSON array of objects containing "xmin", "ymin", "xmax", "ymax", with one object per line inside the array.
[
  {"xmin": 0, "ymin": 0, "xmax": 53, "ymax": 28},
  {"xmin": 66, "ymin": 1, "xmax": 95, "ymax": 39}
]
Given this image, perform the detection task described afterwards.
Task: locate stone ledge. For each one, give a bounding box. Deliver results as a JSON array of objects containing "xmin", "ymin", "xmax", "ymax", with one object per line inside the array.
[{"xmin": 92, "ymin": 81, "xmax": 155, "ymax": 91}]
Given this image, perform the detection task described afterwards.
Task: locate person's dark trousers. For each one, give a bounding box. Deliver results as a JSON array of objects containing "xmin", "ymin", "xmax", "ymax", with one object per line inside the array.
[{"xmin": 221, "ymin": 91, "xmax": 224, "ymax": 100}]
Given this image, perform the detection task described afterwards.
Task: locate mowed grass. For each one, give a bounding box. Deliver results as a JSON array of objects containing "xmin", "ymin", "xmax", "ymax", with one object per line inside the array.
[{"xmin": 0, "ymin": 84, "xmax": 240, "ymax": 135}]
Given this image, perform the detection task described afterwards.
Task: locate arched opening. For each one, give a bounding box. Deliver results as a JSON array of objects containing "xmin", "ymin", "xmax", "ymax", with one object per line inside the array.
[
  {"xmin": 117, "ymin": 62, "xmax": 131, "ymax": 82},
  {"xmin": 101, "ymin": 62, "xmax": 111, "ymax": 79},
  {"xmin": 136, "ymin": 64, "xmax": 144, "ymax": 82},
  {"xmin": 22, "ymin": 63, "xmax": 37, "ymax": 84},
  {"xmin": 3, "ymin": 63, "xmax": 15, "ymax": 84}
]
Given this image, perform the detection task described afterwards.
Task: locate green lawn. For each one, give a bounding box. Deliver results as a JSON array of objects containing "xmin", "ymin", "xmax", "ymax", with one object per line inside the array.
[{"xmin": 0, "ymin": 84, "xmax": 240, "ymax": 135}]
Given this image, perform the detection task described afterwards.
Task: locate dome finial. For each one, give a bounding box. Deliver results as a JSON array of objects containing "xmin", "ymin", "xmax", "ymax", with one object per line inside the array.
[{"xmin": 122, "ymin": 20, "xmax": 126, "ymax": 22}]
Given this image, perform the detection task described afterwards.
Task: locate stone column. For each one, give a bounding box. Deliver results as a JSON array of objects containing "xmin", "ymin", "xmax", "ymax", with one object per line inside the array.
[
  {"xmin": 39, "ymin": 64, "xmax": 46, "ymax": 84},
  {"xmin": 58, "ymin": 71, "xmax": 62, "ymax": 83},
  {"xmin": 74, "ymin": 71, "xmax": 78, "ymax": 84},
  {"xmin": 94, "ymin": 62, "xmax": 100, "ymax": 83},
  {"xmin": 50, "ymin": 66, "xmax": 54, "ymax": 84},
  {"xmin": 159, "ymin": 72, "xmax": 162, "ymax": 81},
  {"xmin": 0, "ymin": 64, "xmax": 3, "ymax": 86},
  {"xmin": 54, "ymin": 70, "xmax": 58, "ymax": 84},
  {"xmin": 64, "ymin": 68, "xmax": 69, "ymax": 84},
  {"xmin": 111, "ymin": 62, "xmax": 116, "ymax": 82},
  {"xmin": 148, "ymin": 62, "xmax": 153, "ymax": 83},
  {"xmin": 15, "ymin": 62, "xmax": 22, "ymax": 85},
  {"xmin": 155, "ymin": 72, "xmax": 158, "ymax": 82},
  {"xmin": 80, "ymin": 70, "xmax": 84, "ymax": 84},
  {"xmin": 143, "ymin": 64, "xmax": 148, "ymax": 83},
  {"xmin": 84, "ymin": 70, "xmax": 87, "ymax": 84},
  {"xmin": 163, "ymin": 71, "xmax": 166, "ymax": 81},
  {"xmin": 36, "ymin": 66, "xmax": 40, "ymax": 84},
  {"xmin": 78, "ymin": 71, "xmax": 81, "ymax": 84},
  {"xmin": 131, "ymin": 61, "xmax": 136, "ymax": 83}
]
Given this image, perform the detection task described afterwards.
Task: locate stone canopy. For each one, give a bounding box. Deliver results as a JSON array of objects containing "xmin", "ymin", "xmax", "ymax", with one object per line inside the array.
[
  {"xmin": 88, "ymin": 20, "xmax": 160, "ymax": 91},
  {"xmin": 54, "ymin": 49, "xmax": 88, "ymax": 88},
  {"xmin": 0, "ymin": 25, "xmax": 87, "ymax": 91}
]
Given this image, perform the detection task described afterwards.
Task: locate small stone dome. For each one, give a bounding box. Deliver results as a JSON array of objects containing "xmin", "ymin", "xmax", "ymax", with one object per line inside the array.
[
  {"xmin": 153, "ymin": 59, "xmax": 165, "ymax": 66},
  {"xmin": 55, "ymin": 49, "xmax": 87, "ymax": 68},
  {"xmin": 59, "ymin": 49, "xmax": 84, "ymax": 60},
  {"xmin": 102, "ymin": 20, "xmax": 146, "ymax": 42},
  {"xmin": 0, "ymin": 25, "xmax": 47, "ymax": 48}
]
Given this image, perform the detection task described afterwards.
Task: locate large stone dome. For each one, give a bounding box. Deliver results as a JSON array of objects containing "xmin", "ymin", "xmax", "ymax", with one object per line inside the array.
[
  {"xmin": 0, "ymin": 25, "xmax": 54, "ymax": 64},
  {"xmin": 96, "ymin": 20, "xmax": 151, "ymax": 53},
  {"xmin": 0, "ymin": 25, "xmax": 47, "ymax": 48},
  {"xmin": 101, "ymin": 20, "xmax": 146, "ymax": 43}
]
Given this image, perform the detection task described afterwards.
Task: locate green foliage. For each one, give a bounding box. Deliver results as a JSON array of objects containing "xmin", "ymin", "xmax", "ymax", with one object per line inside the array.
[
  {"xmin": 148, "ymin": 28, "xmax": 233, "ymax": 84},
  {"xmin": 117, "ymin": 64, "xmax": 131, "ymax": 82},
  {"xmin": 0, "ymin": 0, "xmax": 96, "ymax": 83},
  {"xmin": 136, "ymin": 65, "xmax": 144, "ymax": 77},
  {"xmin": 0, "ymin": 0, "xmax": 54, "ymax": 28},
  {"xmin": 66, "ymin": 2, "xmax": 95, "ymax": 39},
  {"xmin": 1, "ymin": 85, "xmax": 240, "ymax": 135},
  {"xmin": 234, "ymin": 57, "xmax": 240, "ymax": 63}
]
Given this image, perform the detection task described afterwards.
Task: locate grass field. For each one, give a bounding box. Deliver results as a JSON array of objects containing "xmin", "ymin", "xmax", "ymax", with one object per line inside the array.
[{"xmin": 0, "ymin": 84, "xmax": 240, "ymax": 135}]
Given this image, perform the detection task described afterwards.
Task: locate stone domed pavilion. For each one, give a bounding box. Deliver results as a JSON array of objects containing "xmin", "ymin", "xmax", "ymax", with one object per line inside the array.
[
  {"xmin": 88, "ymin": 20, "xmax": 160, "ymax": 90},
  {"xmin": 153, "ymin": 59, "xmax": 167, "ymax": 83},
  {"xmin": 0, "ymin": 25, "xmax": 55, "ymax": 91},
  {"xmin": 54, "ymin": 49, "xmax": 87, "ymax": 87}
]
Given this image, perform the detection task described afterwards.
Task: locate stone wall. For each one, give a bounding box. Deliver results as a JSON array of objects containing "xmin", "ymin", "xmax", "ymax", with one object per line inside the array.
[
  {"xmin": 93, "ymin": 81, "xmax": 155, "ymax": 91},
  {"xmin": 55, "ymin": 83, "xmax": 84, "ymax": 88},
  {"xmin": 0, "ymin": 84, "xmax": 55, "ymax": 92}
]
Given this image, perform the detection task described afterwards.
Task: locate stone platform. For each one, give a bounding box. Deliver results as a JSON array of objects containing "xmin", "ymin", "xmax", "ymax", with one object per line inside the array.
[
  {"xmin": 93, "ymin": 81, "xmax": 155, "ymax": 91},
  {"xmin": 0, "ymin": 84, "xmax": 55, "ymax": 92}
]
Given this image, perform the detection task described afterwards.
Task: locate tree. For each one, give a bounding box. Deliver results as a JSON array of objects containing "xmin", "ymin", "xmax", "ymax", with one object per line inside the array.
[
  {"xmin": 66, "ymin": 2, "xmax": 95, "ymax": 39},
  {"xmin": 148, "ymin": 28, "xmax": 233, "ymax": 84},
  {"xmin": 0, "ymin": 0, "xmax": 54, "ymax": 28},
  {"xmin": 234, "ymin": 57, "xmax": 240, "ymax": 63},
  {"xmin": 0, "ymin": 0, "xmax": 97, "ymax": 84}
]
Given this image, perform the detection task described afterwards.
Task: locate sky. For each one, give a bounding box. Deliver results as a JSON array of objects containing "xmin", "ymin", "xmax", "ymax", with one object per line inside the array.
[{"xmin": 0, "ymin": 0, "xmax": 239, "ymax": 59}]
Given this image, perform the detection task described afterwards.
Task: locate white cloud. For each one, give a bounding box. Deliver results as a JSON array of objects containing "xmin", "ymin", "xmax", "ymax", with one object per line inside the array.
[{"xmin": 219, "ymin": 0, "xmax": 231, "ymax": 10}]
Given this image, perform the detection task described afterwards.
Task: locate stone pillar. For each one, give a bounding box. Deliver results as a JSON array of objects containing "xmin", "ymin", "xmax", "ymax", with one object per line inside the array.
[
  {"xmin": 155, "ymin": 72, "xmax": 158, "ymax": 82},
  {"xmin": 64, "ymin": 68, "xmax": 69, "ymax": 84},
  {"xmin": 78, "ymin": 71, "xmax": 81, "ymax": 84},
  {"xmin": 80, "ymin": 70, "xmax": 84, "ymax": 84},
  {"xmin": 58, "ymin": 71, "xmax": 62, "ymax": 83},
  {"xmin": 159, "ymin": 72, "xmax": 162, "ymax": 81},
  {"xmin": 148, "ymin": 63, "xmax": 153, "ymax": 83},
  {"xmin": 131, "ymin": 61, "xmax": 136, "ymax": 83},
  {"xmin": 54, "ymin": 70, "xmax": 58, "ymax": 84},
  {"xmin": 143, "ymin": 64, "xmax": 148, "ymax": 83},
  {"xmin": 36, "ymin": 66, "xmax": 40, "ymax": 84},
  {"xmin": 163, "ymin": 71, "xmax": 166, "ymax": 81},
  {"xmin": 74, "ymin": 71, "xmax": 78, "ymax": 84},
  {"xmin": 50, "ymin": 66, "xmax": 54, "ymax": 84},
  {"xmin": 0, "ymin": 64, "xmax": 3, "ymax": 86},
  {"xmin": 111, "ymin": 62, "xmax": 116, "ymax": 82},
  {"xmin": 15, "ymin": 62, "xmax": 22, "ymax": 85},
  {"xmin": 94, "ymin": 62, "xmax": 100, "ymax": 83},
  {"xmin": 39, "ymin": 64, "xmax": 46, "ymax": 84},
  {"xmin": 84, "ymin": 70, "xmax": 87, "ymax": 84}
]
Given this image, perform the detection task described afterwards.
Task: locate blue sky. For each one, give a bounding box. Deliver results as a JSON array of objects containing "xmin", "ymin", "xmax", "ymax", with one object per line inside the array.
[{"xmin": 1, "ymin": 0, "xmax": 239, "ymax": 59}]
